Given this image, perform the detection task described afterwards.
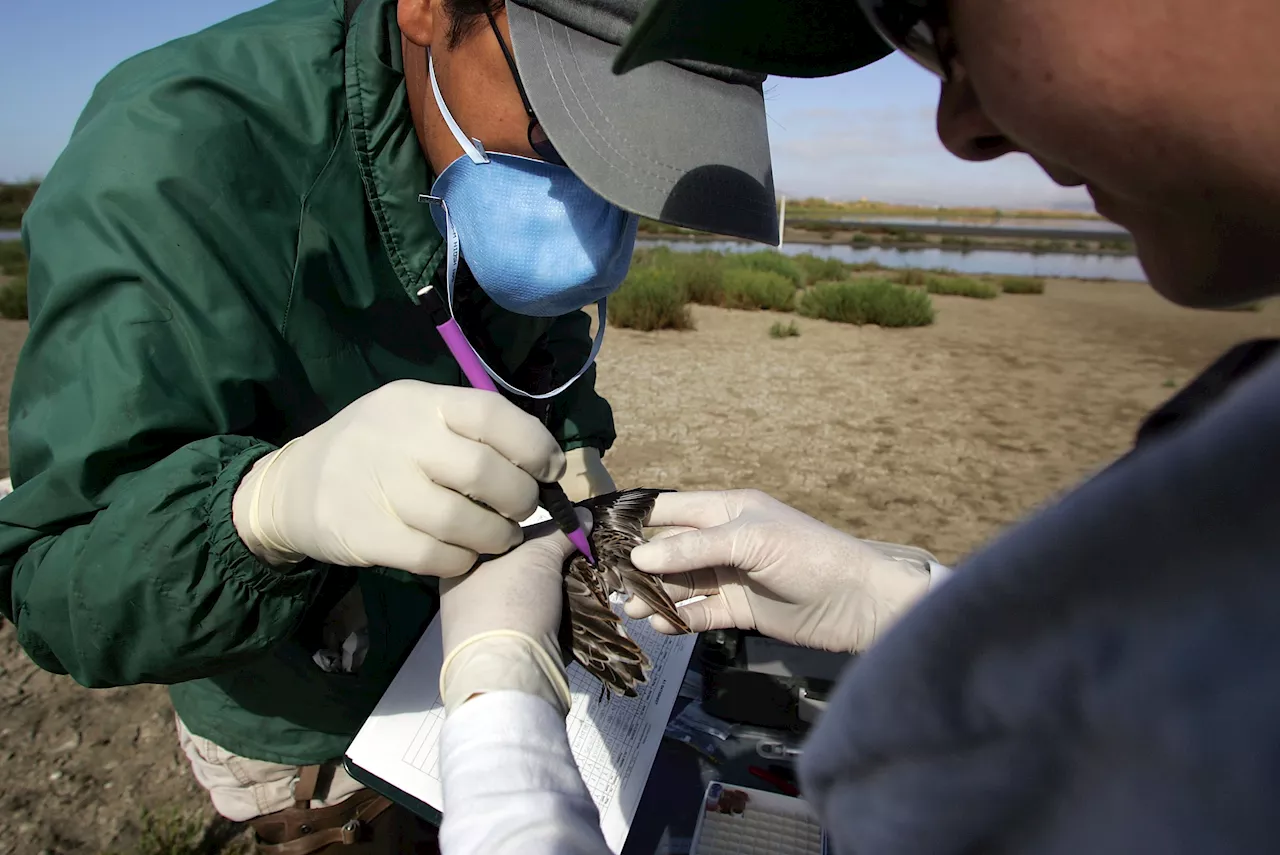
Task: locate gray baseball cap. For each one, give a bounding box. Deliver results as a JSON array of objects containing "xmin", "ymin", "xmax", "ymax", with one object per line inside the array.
[{"xmin": 507, "ymin": 0, "xmax": 779, "ymax": 245}]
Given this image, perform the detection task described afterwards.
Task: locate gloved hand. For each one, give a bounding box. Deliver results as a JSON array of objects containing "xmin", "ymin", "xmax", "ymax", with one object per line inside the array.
[
  {"xmin": 626, "ymin": 490, "xmax": 945, "ymax": 653},
  {"xmin": 559, "ymin": 446, "xmax": 617, "ymax": 503},
  {"xmin": 232, "ymin": 379, "xmax": 566, "ymax": 577},
  {"xmin": 437, "ymin": 511, "xmax": 592, "ymax": 716}
]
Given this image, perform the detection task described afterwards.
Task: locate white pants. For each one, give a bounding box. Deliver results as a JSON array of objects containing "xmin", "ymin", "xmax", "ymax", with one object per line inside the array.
[
  {"xmin": 174, "ymin": 585, "xmax": 371, "ymax": 822},
  {"xmin": 175, "ymin": 712, "xmax": 368, "ymax": 822}
]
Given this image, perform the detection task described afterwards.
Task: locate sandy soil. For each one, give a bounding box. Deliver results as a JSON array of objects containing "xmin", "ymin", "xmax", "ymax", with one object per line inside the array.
[
  {"xmin": 2, "ymin": 279, "xmax": 1277, "ymax": 854},
  {"xmin": 597, "ymin": 281, "xmax": 1278, "ymax": 563}
]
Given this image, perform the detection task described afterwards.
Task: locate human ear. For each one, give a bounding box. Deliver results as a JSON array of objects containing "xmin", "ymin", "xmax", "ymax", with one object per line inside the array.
[{"xmin": 398, "ymin": 0, "xmax": 437, "ymax": 47}]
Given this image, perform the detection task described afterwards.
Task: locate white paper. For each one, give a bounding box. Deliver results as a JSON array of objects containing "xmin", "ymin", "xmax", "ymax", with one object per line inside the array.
[
  {"xmin": 345, "ymin": 593, "xmax": 697, "ymax": 853},
  {"xmin": 519, "ymin": 505, "xmax": 553, "ymax": 527}
]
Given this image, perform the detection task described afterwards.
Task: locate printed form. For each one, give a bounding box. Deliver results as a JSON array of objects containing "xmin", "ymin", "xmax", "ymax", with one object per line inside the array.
[{"xmin": 344, "ymin": 604, "xmax": 697, "ymax": 853}]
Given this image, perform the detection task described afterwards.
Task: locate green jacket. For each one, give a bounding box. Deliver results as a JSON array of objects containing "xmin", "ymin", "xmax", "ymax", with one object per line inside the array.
[{"xmin": 0, "ymin": 0, "xmax": 615, "ymax": 764}]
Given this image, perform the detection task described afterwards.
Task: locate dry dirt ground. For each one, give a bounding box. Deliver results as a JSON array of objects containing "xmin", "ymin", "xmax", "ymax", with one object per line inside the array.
[{"xmin": 2, "ymin": 280, "xmax": 1278, "ymax": 854}]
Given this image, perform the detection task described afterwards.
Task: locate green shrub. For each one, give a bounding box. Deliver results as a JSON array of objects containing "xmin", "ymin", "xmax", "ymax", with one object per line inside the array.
[
  {"xmin": 0, "ymin": 276, "xmax": 28, "ymax": 320},
  {"xmin": 769, "ymin": 320, "xmax": 800, "ymax": 338},
  {"xmin": 0, "ymin": 240, "xmax": 25, "ymax": 276},
  {"xmin": 721, "ymin": 268, "xmax": 795, "ymax": 311},
  {"xmin": 608, "ymin": 268, "xmax": 693, "ymax": 331},
  {"xmin": 848, "ymin": 260, "xmax": 886, "ymax": 272},
  {"xmin": 725, "ymin": 251, "xmax": 804, "ymax": 288},
  {"xmin": 926, "ymin": 276, "xmax": 998, "ymax": 299},
  {"xmin": 791, "ymin": 253, "xmax": 848, "ymax": 285},
  {"xmin": 636, "ymin": 217, "xmax": 694, "ymax": 236},
  {"xmin": 630, "ymin": 245, "xmax": 675, "ymax": 268},
  {"xmin": 0, "ymin": 182, "xmax": 38, "ymax": 231},
  {"xmin": 628, "ymin": 247, "xmax": 727, "ymax": 304},
  {"xmin": 799, "ymin": 279, "xmax": 935, "ymax": 328},
  {"xmin": 668, "ymin": 252, "xmax": 726, "ymax": 305},
  {"xmin": 896, "ymin": 268, "xmax": 929, "ymax": 286},
  {"xmin": 850, "ymin": 233, "xmax": 874, "ymax": 246},
  {"xmin": 998, "ymin": 276, "xmax": 1046, "ymax": 295}
]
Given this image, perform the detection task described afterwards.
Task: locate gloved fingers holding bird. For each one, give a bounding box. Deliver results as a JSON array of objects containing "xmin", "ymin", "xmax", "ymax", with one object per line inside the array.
[
  {"xmin": 627, "ymin": 489, "xmax": 952, "ymax": 654},
  {"xmin": 438, "ymin": 509, "xmax": 594, "ymax": 717},
  {"xmin": 441, "ymin": 488, "xmax": 693, "ymax": 714},
  {"xmin": 439, "ymin": 485, "xmax": 955, "ymax": 719}
]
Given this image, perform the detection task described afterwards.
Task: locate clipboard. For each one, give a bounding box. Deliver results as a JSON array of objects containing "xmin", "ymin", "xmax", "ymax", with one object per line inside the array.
[{"xmin": 340, "ymin": 507, "xmax": 697, "ymax": 852}]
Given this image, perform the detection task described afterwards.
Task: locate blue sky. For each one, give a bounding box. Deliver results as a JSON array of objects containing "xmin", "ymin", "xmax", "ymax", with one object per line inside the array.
[{"xmin": 0, "ymin": 0, "xmax": 1093, "ymax": 211}]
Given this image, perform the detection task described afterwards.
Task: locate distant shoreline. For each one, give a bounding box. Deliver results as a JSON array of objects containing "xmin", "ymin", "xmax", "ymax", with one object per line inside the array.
[
  {"xmin": 638, "ymin": 223, "xmax": 1136, "ymax": 258},
  {"xmin": 0, "ymin": 181, "xmax": 1105, "ymax": 232},
  {"xmin": 783, "ymin": 201, "xmax": 1104, "ymax": 222},
  {"xmin": 4, "ymin": 230, "xmax": 1131, "ymax": 260}
]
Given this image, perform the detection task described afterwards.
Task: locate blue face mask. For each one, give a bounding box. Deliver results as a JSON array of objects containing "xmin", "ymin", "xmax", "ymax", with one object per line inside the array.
[{"xmin": 417, "ymin": 52, "xmax": 638, "ymax": 399}]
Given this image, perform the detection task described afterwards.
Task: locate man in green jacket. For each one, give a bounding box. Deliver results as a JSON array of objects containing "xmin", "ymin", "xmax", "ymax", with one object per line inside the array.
[{"xmin": 0, "ymin": 0, "xmax": 777, "ymax": 850}]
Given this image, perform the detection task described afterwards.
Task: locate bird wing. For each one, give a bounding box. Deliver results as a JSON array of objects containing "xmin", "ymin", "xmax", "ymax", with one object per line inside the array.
[
  {"xmin": 581, "ymin": 487, "xmax": 666, "ymax": 540},
  {"xmin": 586, "ymin": 488, "xmax": 692, "ymax": 635},
  {"xmin": 616, "ymin": 557, "xmax": 691, "ymax": 635},
  {"xmin": 565, "ymin": 555, "xmax": 650, "ymax": 698}
]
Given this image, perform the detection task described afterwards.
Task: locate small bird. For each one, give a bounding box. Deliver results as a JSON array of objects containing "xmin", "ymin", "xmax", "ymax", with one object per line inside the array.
[{"xmin": 563, "ymin": 488, "xmax": 692, "ymax": 698}]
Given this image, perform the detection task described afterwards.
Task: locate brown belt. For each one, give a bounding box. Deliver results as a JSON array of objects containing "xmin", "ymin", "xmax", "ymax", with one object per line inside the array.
[{"xmin": 247, "ymin": 765, "xmax": 395, "ymax": 855}]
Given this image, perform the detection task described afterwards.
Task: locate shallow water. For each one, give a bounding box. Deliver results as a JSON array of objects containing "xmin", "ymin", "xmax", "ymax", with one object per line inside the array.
[
  {"xmin": 638, "ymin": 238, "xmax": 1148, "ymax": 283},
  {"xmin": 1, "ymin": 230, "xmax": 1147, "ymax": 282},
  {"xmin": 813, "ymin": 214, "xmax": 1128, "ymax": 236}
]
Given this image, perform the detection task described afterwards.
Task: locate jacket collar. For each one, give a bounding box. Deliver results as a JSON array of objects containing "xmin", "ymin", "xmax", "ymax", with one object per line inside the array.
[
  {"xmin": 1135, "ymin": 338, "xmax": 1280, "ymax": 446},
  {"xmin": 345, "ymin": 0, "xmax": 443, "ymax": 299}
]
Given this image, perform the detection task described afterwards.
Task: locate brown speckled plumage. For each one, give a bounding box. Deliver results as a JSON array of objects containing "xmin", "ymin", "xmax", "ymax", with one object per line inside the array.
[{"xmin": 564, "ymin": 488, "xmax": 691, "ymax": 698}]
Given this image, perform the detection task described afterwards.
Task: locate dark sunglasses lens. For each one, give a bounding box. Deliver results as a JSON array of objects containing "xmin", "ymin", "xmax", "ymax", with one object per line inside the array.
[
  {"xmin": 859, "ymin": 0, "xmax": 948, "ymax": 78},
  {"xmin": 529, "ymin": 121, "xmax": 565, "ymax": 166}
]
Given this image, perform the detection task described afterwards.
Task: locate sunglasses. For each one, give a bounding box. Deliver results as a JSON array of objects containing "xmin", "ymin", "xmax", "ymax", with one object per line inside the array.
[
  {"xmin": 484, "ymin": 11, "xmax": 566, "ymax": 166},
  {"xmin": 856, "ymin": 0, "xmax": 954, "ymax": 81}
]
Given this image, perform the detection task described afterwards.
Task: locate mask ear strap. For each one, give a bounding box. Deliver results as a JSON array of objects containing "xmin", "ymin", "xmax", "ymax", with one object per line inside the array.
[
  {"xmin": 445, "ymin": 243, "xmax": 607, "ymax": 400},
  {"xmin": 427, "ymin": 49, "xmax": 489, "ymax": 165},
  {"xmin": 475, "ymin": 299, "xmax": 607, "ymax": 400},
  {"xmin": 420, "ymin": 190, "xmax": 606, "ymax": 400}
]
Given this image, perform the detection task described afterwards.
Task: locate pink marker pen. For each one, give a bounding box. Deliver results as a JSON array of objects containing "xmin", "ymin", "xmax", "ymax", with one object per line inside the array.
[{"xmin": 417, "ymin": 282, "xmax": 596, "ymax": 565}]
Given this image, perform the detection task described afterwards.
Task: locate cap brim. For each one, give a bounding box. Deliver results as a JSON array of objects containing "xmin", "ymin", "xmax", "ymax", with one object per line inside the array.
[
  {"xmin": 508, "ymin": 2, "xmax": 779, "ymax": 246},
  {"xmin": 614, "ymin": 0, "xmax": 893, "ymax": 78}
]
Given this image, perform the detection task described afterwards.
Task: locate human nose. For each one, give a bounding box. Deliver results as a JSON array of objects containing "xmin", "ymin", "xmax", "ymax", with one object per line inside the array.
[{"xmin": 935, "ymin": 64, "xmax": 1018, "ymax": 162}]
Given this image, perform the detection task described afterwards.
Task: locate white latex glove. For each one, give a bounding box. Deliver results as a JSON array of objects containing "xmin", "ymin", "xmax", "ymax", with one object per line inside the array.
[
  {"xmin": 438, "ymin": 511, "xmax": 592, "ymax": 716},
  {"xmin": 626, "ymin": 490, "xmax": 942, "ymax": 653},
  {"xmin": 559, "ymin": 446, "xmax": 617, "ymax": 503},
  {"xmin": 232, "ymin": 379, "xmax": 566, "ymax": 577}
]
